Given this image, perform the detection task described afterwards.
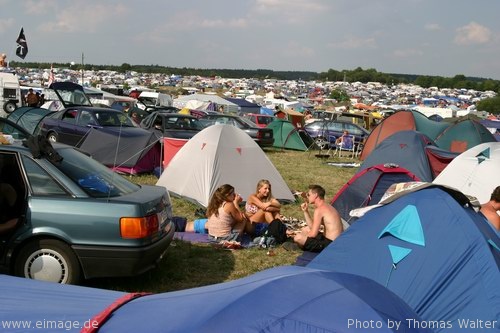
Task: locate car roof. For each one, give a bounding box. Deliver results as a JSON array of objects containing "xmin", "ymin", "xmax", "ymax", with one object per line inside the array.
[
  {"xmin": 246, "ymin": 113, "xmax": 273, "ymax": 117},
  {"xmin": 158, "ymin": 113, "xmax": 197, "ymax": 119},
  {"xmin": 0, "ymin": 140, "xmax": 73, "ymax": 153},
  {"xmin": 52, "ymin": 107, "xmax": 123, "ymax": 114},
  {"xmin": 203, "ymin": 114, "xmax": 239, "ymax": 118}
]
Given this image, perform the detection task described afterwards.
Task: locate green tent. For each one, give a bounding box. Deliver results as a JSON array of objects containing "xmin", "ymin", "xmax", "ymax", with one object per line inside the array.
[
  {"xmin": 267, "ymin": 119, "xmax": 314, "ymax": 151},
  {"xmin": 435, "ymin": 119, "xmax": 497, "ymax": 153}
]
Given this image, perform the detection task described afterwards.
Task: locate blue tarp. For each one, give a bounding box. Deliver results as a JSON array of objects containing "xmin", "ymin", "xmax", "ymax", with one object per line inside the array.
[
  {"xmin": 0, "ymin": 274, "xmax": 124, "ymax": 332},
  {"xmin": 225, "ymin": 97, "xmax": 260, "ymax": 115},
  {"xmin": 0, "ymin": 266, "xmax": 432, "ymax": 333},
  {"xmin": 260, "ymin": 106, "xmax": 275, "ymax": 115},
  {"xmin": 309, "ymin": 187, "xmax": 500, "ymax": 333}
]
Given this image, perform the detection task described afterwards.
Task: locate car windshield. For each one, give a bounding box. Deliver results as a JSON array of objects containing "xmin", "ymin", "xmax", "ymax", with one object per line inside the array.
[
  {"xmin": 55, "ymin": 147, "xmax": 140, "ymax": 197},
  {"xmin": 237, "ymin": 116, "xmax": 257, "ymax": 127}
]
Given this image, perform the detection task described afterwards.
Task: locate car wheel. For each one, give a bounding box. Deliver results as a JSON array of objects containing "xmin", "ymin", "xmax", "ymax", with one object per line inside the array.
[
  {"xmin": 314, "ymin": 137, "xmax": 328, "ymax": 149},
  {"xmin": 3, "ymin": 102, "xmax": 16, "ymax": 113},
  {"xmin": 15, "ymin": 239, "xmax": 82, "ymax": 284},
  {"xmin": 47, "ymin": 132, "xmax": 58, "ymax": 143}
]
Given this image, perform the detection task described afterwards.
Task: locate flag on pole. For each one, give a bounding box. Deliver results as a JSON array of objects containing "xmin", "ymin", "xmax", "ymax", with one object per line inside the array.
[
  {"xmin": 47, "ymin": 64, "xmax": 55, "ymax": 86},
  {"xmin": 16, "ymin": 27, "xmax": 28, "ymax": 59}
]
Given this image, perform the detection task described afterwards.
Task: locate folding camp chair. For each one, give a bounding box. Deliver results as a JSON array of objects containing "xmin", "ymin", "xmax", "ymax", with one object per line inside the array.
[{"xmin": 332, "ymin": 135, "xmax": 356, "ymax": 159}]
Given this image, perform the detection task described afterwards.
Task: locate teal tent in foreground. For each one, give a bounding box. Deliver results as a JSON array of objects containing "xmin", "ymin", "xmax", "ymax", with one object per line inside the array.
[
  {"xmin": 6, "ymin": 106, "xmax": 54, "ymax": 135},
  {"xmin": 267, "ymin": 119, "xmax": 314, "ymax": 151}
]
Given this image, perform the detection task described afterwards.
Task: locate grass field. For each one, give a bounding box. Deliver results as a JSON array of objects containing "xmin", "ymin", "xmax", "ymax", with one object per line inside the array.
[{"xmin": 84, "ymin": 148, "xmax": 359, "ymax": 293}]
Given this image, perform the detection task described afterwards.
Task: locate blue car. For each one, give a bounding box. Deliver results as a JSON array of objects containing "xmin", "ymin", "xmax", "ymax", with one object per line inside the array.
[
  {"xmin": 38, "ymin": 107, "xmax": 138, "ymax": 146},
  {"xmin": 304, "ymin": 120, "xmax": 370, "ymax": 149},
  {"xmin": 0, "ymin": 135, "xmax": 174, "ymax": 284}
]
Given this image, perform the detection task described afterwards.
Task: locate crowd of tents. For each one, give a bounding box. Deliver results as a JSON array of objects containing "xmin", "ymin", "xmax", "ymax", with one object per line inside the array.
[{"xmin": 1, "ymin": 107, "xmax": 499, "ymax": 332}]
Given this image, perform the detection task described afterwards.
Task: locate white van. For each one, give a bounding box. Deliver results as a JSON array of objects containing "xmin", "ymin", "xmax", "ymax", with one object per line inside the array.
[{"xmin": 0, "ymin": 71, "xmax": 21, "ymax": 117}]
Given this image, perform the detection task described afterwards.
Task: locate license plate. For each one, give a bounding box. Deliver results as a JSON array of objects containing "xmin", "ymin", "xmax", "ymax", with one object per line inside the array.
[{"xmin": 158, "ymin": 208, "xmax": 168, "ymax": 229}]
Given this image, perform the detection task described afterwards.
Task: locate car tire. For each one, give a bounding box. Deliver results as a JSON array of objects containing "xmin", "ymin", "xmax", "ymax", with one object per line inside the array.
[
  {"xmin": 47, "ymin": 132, "xmax": 58, "ymax": 143},
  {"xmin": 14, "ymin": 239, "xmax": 82, "ymax": 284},
  {"xmin": 3, "ymin": 102, "xmax": 16, "ymax": 113}
]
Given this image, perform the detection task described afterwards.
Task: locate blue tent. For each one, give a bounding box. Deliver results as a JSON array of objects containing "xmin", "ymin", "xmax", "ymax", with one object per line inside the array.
[
  {"xmin": 309, "ymin": 186, "xmax": 500, "ymax": 333},
  {"xmin": 0, "ymin": 266, "xmax": 432, "ymax": 333},
  {"xmin": 224, "ymin": 97, "xmax": 260, "ymax": 115},
  {"xmin": 359, "ymin": 131, "xmax": 458, "ymax": 182},
  {"xmin": 260, "ymin": 106, "xmax": 275, "ymax": 115},
  {"xmin": 0, "ymin": 274, "xmax": 124, "ymax": 332},
  {"xmin": 480, "ymin": 119, "xmax": 500, "ymax": 141}
]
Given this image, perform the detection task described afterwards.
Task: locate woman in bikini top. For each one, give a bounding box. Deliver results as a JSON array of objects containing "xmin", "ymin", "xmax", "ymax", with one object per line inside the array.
[{"xmin": 245, "ymin": 179, "xmax": 281, "ymax": 224}]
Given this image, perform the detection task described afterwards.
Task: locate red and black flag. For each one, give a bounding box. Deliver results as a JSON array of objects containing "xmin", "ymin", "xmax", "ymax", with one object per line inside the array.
[{"xmin": 16, "ymin": 27, "xmax": 28, "ymax": 59}]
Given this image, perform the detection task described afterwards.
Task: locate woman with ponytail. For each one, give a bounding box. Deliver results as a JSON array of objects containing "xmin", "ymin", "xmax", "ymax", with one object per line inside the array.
[{"xmin": 205, "ymin": 184, "xmax": 252, "ymax": 241}]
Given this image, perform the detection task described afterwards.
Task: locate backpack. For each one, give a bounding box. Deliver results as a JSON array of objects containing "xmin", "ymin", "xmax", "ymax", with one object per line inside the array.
[{"xmin": 266, "ymin": 219, "xmax": 288, "ymax": 244}]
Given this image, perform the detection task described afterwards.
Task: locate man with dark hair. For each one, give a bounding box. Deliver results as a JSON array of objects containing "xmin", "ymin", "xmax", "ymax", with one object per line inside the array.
[
  {"xmin": 26, "ymin": 88, "xmax": 39, "ymax": 107},
  {"xmin": 292, "ymin": 185, "xmax": 343, "ymax": 252},
  {"xmin": 480, "ymin": 186, "xmax": 500, "ymax": 231}
]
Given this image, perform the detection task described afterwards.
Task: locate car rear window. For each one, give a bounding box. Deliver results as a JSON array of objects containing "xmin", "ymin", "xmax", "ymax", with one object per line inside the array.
[
  {"xmin": 55, "ymin": 147, "xmax": 140, "ymax": 197},
  {"xmin": 257, "ymin": 116, "xmax": 273, "ymax": 125}
]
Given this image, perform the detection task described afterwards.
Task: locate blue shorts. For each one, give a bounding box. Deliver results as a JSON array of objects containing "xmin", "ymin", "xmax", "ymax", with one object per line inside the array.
[
  {"xmin": 253, "ymin": 222, "xmax": 268, "ymax": 237},
  {"xmin": 193, "ymin": 218, "xmax": 208, "ymax": 234}
]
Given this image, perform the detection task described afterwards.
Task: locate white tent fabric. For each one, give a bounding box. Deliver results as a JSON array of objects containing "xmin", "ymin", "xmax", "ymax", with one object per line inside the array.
[
  {"xmin": 184, "ymin": 100, "xmax": 211, "ymax": 110},
  {"xmin": 433, "ymin": 142, "xmax": 500, "ymax": 204},
  {"xmin": 173, "ymin": 93, "xmax": 239, "ymax": 113},
  {"xmin": 156, "ymin": 124, "xmax": 295, "ymax": 207}
]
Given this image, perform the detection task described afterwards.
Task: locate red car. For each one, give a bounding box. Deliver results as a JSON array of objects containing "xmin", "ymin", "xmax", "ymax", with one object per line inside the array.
[{"xmin": 242, "ymin": 113, "xmax": 275, "ymax": 128}]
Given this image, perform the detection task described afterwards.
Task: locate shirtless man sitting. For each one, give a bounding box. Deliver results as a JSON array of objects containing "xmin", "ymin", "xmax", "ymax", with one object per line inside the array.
[
  {"xmin": 480, "ymin": 186, "xmax": 500, "ymax": 231},
  {"xmin": 292, "ymin": 184, "xmax": 343, "ymax": 252}
]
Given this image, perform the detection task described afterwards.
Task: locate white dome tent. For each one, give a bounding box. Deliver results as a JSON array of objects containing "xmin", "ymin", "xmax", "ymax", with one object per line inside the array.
[
  {"xmin": 156, "ymin": 124, "xmax": 295, "ymax": 207},
  {"xmin": 433, "ymin": 142, "xmax": 500, "ymax": 204}
]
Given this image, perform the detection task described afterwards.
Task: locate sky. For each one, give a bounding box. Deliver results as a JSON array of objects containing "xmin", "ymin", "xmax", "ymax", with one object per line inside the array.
[{"xmin": 1, "ymin": 0, "xmax": 500, "ymax": 80}]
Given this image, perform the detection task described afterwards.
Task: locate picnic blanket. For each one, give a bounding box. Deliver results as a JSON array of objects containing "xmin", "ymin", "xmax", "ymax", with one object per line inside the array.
[
  {"xmin": 174, "ymin": 232, "xmax": 253, "ymax": 248},
  {"xmin": 326, "ymin": 162, "xmax": 361, "ymax": 168}
]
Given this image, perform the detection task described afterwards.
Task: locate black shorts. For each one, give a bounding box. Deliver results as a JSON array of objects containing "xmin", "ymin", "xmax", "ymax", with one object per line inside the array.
[{"xmin": 303, "ymin": 233, "xmax": 332, "ymax": 252}]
